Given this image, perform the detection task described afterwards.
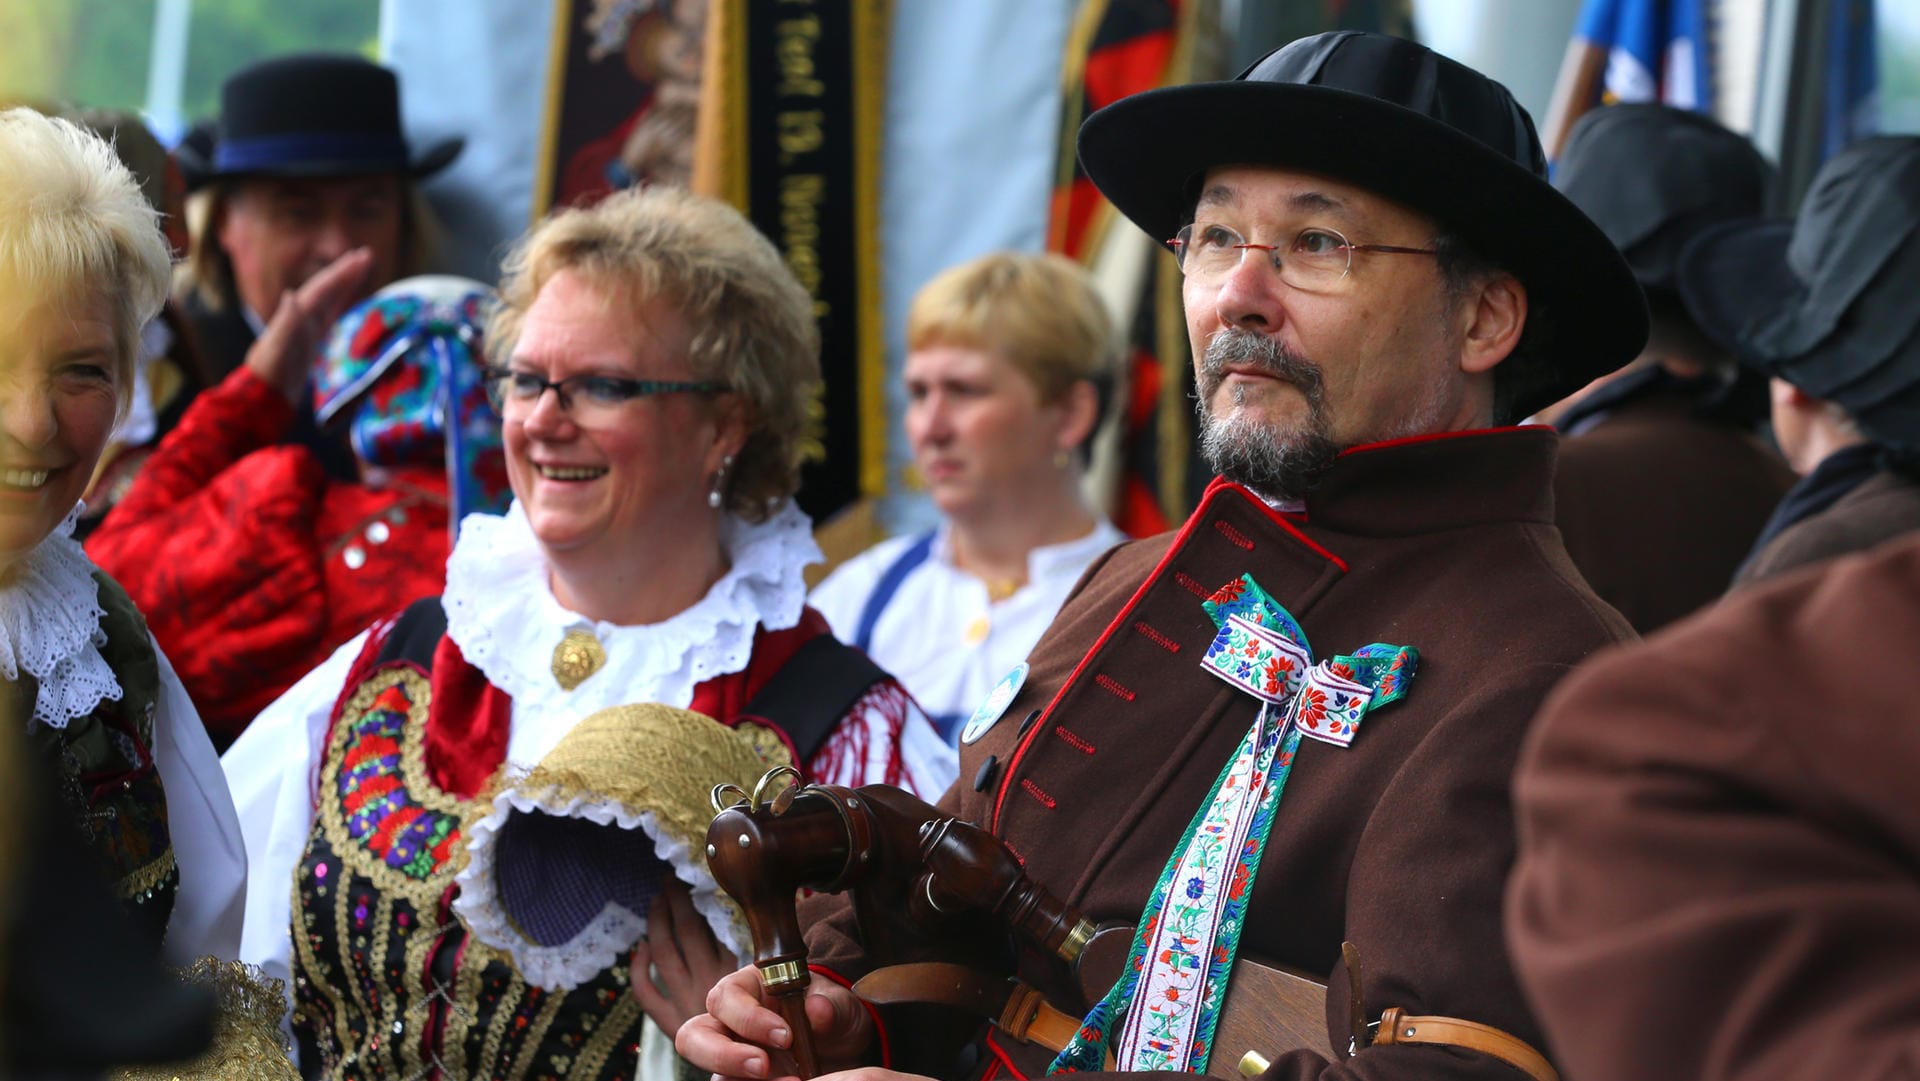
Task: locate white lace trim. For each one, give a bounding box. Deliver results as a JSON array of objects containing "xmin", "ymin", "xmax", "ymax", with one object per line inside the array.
[
  {"xmin": 0, "ymin": 505, "xmax": 123, "ymax": 730},
  {"xmin": 442, "ymin": 500, "xmax": 820, "ymax": 711},
  {"xmin": 451, "ymin": 783, "xmax": 748, "ymax": 991}
]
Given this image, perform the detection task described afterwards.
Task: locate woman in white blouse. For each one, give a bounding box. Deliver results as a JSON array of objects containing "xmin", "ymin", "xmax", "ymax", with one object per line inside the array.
[
  {"xmin": 813, "ymin": 252, "xmax": 1126, "ymax": 742},
  {"xmin": 222, "ymin": 186, "xmax": 952, "ymax": 1079},
  {"xmin": 0, "ymin": 109, "xmax": 245, "ymax": 964}
]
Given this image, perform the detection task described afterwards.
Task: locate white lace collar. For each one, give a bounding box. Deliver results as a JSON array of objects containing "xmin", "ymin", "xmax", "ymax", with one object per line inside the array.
[
  {"xmin": 442, "ymin": 500, "xmax": 820, "ymax": 713},
  {"xmin": 0, "ymin": 505, "xmax": 123, "ymax": 729}
]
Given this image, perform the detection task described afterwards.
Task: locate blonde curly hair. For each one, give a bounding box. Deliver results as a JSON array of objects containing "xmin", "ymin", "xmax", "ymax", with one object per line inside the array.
[{"xmin": 490, "ymin": 186, "xmax": 821, "ymax": 520}]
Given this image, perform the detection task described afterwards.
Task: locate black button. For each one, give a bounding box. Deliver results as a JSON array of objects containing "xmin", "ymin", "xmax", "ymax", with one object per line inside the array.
[
  {"xmin": 1017, "ymin": 708, "xmax": 1043, "ymax": 736},
  {"xmin": 973, "ymin": 754, "xmax": 999, "ymax": 792}
]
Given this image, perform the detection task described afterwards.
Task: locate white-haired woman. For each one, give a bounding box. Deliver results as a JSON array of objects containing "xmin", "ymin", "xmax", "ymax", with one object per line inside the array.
[
  {"xmin": 223, "ymin": 185, "xmax": 953, "ymax": 1079},
  {"xmin": 0, "ymin": 107, "xmax": 244, "ymax": 960}
]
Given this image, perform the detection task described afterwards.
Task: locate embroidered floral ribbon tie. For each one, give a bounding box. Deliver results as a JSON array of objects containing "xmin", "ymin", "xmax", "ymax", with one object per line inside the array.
[{"xmin": 1049, "ymin": 574, "xmax": 1415, "ymax": 1074}]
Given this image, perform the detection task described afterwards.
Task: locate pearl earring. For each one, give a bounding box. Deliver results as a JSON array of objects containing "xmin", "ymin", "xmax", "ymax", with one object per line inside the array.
[{"xmin": 708, "ymin": 454, "xmax": 735, "ymax": 510}]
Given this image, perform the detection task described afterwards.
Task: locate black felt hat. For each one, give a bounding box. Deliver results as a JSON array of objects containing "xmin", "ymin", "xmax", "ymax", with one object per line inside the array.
[
  {"xmin": 178, "ymin": 53, "xmax": 462, "ymax": 183},
  {"xmin": 1555, "ymin": 103, "xmax": 1774, "ymax": 296},
  {"xmin": 1678, "ymin": 136, "xmax": 1920, "ymax": 452},
  {"xmin": 1077, "ymin": 31, "xmax": 1648, "ymax": 420}
]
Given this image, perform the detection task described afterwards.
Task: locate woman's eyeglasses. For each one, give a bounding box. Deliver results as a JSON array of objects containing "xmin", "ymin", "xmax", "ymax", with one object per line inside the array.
[{"xmin": 483, "ymin": 367, "xmax": 729, "ymax": 426}]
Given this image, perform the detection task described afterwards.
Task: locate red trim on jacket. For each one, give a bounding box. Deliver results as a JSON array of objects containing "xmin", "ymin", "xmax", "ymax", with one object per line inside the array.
[
  {"xmin": 991, "ymin": 482, "xmax": 1342, "ymax": 832},
  {"xmin": 1335, "ymin": 424, "xmax": 1550, "ymax": 459}
]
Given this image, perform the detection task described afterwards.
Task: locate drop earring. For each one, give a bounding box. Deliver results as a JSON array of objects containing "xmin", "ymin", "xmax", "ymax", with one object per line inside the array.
[{"xmin": 708, "ymin": 454, "xmax": 735, "ymax": 509}]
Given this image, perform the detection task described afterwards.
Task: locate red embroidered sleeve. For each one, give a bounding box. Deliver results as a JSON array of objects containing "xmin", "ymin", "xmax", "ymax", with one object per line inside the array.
[{"xmin": 86, "ymin": 368, "xmax": 329, "ymax": 740}]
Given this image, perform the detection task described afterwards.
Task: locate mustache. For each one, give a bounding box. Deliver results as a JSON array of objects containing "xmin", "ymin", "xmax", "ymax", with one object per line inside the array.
[{"xmin": 1198, "ymin": 329, "xmax": 1325, "ymax": 406}]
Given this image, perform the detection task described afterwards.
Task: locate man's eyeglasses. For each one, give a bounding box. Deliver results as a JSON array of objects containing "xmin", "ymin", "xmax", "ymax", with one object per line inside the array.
[
  {"xmin": 483, "ymin": 366, "xmax": 729, "ymax": 426},
  {"xmin": 1166, "ymin": 222, "xmax": 1438, "ymax": 292}
]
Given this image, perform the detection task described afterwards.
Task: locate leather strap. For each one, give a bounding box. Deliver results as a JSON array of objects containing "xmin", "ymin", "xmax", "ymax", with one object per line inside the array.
[
  {"xmin": 999, "ymin": 984, "xmax": 1112, "ymax": 1070},
  {"xmin": 1373, "ymin": 1007, "xmax": 1559, "ymax": 1081}
]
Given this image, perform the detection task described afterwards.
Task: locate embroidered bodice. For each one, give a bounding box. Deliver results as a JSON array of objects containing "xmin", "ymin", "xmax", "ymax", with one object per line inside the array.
[{"xmin": 8, "ymin": 511, "xmax": 174, "ymax": 947}]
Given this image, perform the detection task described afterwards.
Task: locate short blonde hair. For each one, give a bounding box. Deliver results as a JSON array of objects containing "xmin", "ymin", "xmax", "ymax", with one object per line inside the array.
[
  {"xmin": 491, "ymin": 186, "xmax": 821, "ymax": 520},
  {"xmin": 907, "ymin": 251, "xmax": 1118, "ymax": 417},
  {"xmin": 0, "ymin": 107, "xmax": 171, "ymax": 405}
]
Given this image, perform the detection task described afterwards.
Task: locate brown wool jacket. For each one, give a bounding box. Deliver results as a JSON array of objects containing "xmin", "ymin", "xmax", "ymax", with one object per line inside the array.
[
  {"xmin": 1734, "ymin": 467, "xmax": 1920, "ymax": 587},
  {"xmin": 1509, "ymin": 531, "xmax": 1920, "ymax": 1081},
  {"xmin": 801, "ymin": 427, "xmax": 1634, "ymax": 1081},
  {"xmin": 1554, "ymin": 389, "xmax": 1795, "ymax": 633}
]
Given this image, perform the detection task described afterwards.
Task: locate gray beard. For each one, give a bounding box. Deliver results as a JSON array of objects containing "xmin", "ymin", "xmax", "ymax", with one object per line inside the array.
[{"xmin": 1194, "ymin": 328, "xmax": 1339, "ymax": 502}]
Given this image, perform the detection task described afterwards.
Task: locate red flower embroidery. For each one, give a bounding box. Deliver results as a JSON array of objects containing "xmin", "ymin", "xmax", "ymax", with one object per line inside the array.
[{"xmin": 1297, "ymin": 686, "xmax": 1328, "ymax": 730}]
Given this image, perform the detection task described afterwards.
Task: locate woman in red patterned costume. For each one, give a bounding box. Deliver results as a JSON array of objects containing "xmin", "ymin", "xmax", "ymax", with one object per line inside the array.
[
  {"xmin": 221, "ymin": 186, "xmax": 954, "ymax": 1080},
  {"xmin": 86, "ymin": 270, "xmax": 510, "ymax": 746}
]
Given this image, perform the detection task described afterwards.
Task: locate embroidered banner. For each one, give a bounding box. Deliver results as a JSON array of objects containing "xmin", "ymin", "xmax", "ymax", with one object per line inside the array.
[{"xmin": 695, "ymin": 0, "xmax": 889, "ymax": 523}]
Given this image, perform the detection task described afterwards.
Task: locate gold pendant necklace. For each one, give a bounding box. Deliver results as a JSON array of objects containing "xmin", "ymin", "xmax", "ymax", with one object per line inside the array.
[{"xmin": 550, "ymin": 627, "xmax": 607, "ymax": 691}]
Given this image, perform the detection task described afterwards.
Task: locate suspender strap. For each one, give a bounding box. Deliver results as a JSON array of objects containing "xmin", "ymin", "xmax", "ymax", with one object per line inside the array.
[
  {"xmin": 852, "ymin": 532, "xmax": 936, "ymax": 652},
  {"xmin": 738, "ymin": 634, "xmax": 891, "ymax": 764}
]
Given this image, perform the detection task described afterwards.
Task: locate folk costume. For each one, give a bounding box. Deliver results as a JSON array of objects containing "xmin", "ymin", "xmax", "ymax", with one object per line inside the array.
[
  {"xmin": 223, "ymin": 497, "xmax": 956, "ymax": 1080},
  {"xmin": 88, "ymin": 278, "xmax": 509, "ymax": 744},
  {"xmin": 9, "ymin": 505, "xmax": 246, "ymax": 963},
  {"xmin": 802, "ymin": 431, "xmax": 1633, "ymax": 1079},
  {"xmin": 1548, "ymin": 106, "xmax": 1793, "ymax": 632},
  {"xmin": 1679, "ymin": 137, "xmax": 1920, "ymax": 587},
  {"xmin": 794, "ymin": 32, "xmax": 1648, "ymax": 1081},
  {"xmin": 1509, "ymin": 530, "xmax": 1920, "ymax": 1081},
  {"xmin": 811, "ymin": 520, "xmax": 1125, "ymax": 741}
]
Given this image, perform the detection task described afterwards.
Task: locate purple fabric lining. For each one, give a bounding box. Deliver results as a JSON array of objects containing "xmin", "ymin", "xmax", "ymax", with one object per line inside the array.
[{"xmin": 494, "ymin": 812, "xmax": 668, "ymax": 946}]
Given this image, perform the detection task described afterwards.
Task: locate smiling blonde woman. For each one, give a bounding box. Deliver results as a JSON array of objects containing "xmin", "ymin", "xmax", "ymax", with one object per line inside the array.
[
  {"xmin": 222, "ymin": 185, "xmax": 953, "ymax": 1080},
  {"xmin": 0, "ymin": 106, "xmax": 246, "ymax": 973}
]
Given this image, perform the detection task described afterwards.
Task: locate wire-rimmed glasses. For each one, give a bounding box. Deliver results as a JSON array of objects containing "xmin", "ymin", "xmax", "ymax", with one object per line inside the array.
[{"xmin": 1166, "ymin": 222, "xmax": 1438, "ymax": 292}]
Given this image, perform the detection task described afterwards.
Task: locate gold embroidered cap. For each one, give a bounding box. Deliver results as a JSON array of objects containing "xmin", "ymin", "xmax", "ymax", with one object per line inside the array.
[{"xmin": 451, "ymin": 703, "xmax": 791, "ymax": 991}]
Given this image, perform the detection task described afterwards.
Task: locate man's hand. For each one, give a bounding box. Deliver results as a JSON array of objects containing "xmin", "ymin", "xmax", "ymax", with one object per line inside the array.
[
  {"xmin": 630, "ymin": 881, "xmax": 741, "ymax": 1038},
  {"xmin": 244, "ymin": 247, "xmax": 374, "ymax": 405},
  {"xmin": 676, "ymin": 963, "xmax": 874, "ymax": 1081}
]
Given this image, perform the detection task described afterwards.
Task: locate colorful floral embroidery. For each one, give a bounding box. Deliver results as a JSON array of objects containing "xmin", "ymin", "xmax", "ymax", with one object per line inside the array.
[
  {"xmin": 1050, "ymin": 581, "xmax": 1418, "ymax": 1076},
  {"xmin": 335, "ymin": 681, "xmax": 464, "ymax": 881}
]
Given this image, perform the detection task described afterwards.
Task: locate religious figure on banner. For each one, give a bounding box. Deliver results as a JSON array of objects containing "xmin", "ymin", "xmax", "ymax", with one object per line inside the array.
[{"xmin": 548, "ymin": 0, "xmax": 708, "ymax": 208}]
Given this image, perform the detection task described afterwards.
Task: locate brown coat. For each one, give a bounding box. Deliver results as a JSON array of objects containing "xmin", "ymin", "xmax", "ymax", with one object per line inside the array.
[
  {"xmin": 1508, "ymin": 531, "xmax": 1920, "ymax": 1081},
  {"xmin": 1554, "ymin": 389, "xmax": 1794, "ymax": 633},
  {"xmin": 804, "ymin": 429, "xmax": 1633, "ymax": 1080},
  {"xmin": 1734, "ymin": 467, "xmax": 1920, "ymax": 587}
]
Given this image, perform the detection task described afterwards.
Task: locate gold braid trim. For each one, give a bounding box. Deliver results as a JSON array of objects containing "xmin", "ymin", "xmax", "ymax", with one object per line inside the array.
[
  {"xmin": 112, "ymin": 958, "xmax": 299, "ymax": 1081},
  {"xmin": 113, "ymin": 848, "xmax": 176, "ymax": 900}
]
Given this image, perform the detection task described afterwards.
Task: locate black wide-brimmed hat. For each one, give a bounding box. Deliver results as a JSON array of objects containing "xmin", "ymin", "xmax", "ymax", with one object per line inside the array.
[
  {"xmin": 1078, "ymin": 31, "xmax": 1647, "ymax": 420},
  {"xmin": 178, "ymin": 53, "xmax": 463, "ymax": 183},
  {"xmin": 1678, "ymin": 136, "xmax": 1920, "ymax": 452},
  {"xmin": 1556, "ymin": 103, "xmax": 1774, "ymax": 296}
]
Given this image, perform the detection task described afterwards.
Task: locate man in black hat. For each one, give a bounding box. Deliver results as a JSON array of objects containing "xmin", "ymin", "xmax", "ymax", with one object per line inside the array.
[
  {"xmin": 176, "ymin": 53, "xmax": 462, "ymax": 480},
  {"xmin": 1541, "ymin": 104, "xmax": 1796, "ymax": 633},
  {"xmin": 1677, "ymin": 136, "xmax": 1920, "ymax": 587},
  {"xmin": 683, "ymin": 31, "xmax": 1640, "ymax": 1081}
]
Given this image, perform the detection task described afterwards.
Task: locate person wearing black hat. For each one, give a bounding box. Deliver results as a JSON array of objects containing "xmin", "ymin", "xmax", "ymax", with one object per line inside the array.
[
  {"xmin": 175, "ymin": 53, "xmax": 461, "ymax": 482},
  {"xmin": 1540, "ymin": 104, "xmax": 1796, "ymax": 633},
  {"xmin": 1676, "ymin": 136, "xmax": 1920, "ymax": 588},
  {"xmin": 681, "ymin": 31, "xmax": 1642, "ymax": 1081}
]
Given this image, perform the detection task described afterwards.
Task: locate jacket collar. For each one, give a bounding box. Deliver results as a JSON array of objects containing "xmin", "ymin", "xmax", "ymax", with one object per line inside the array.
[{"xmin": 1204, "ymin": 425, "xmax": 1560, "ymax": 540}]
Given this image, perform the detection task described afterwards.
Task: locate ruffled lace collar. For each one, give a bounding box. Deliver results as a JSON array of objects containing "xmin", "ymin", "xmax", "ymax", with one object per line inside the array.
[
  {"xmin": 442, "ymin": 500, "xmax": 820, "ymax": 712},
  {"xmin": 0, "ymin": 505, "xmax": 123, "ymax": 729}
]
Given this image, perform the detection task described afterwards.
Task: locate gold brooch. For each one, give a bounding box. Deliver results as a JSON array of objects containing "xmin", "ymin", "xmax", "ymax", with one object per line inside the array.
[{"xmin": 550, "ymin": 627, "xmax": 606, "ymax": 691}]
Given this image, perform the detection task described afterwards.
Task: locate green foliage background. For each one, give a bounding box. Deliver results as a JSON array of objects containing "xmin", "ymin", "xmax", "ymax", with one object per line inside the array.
[{"xmin": 0, "ymin": 0, "xmax": 378, "ymax": 121}]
